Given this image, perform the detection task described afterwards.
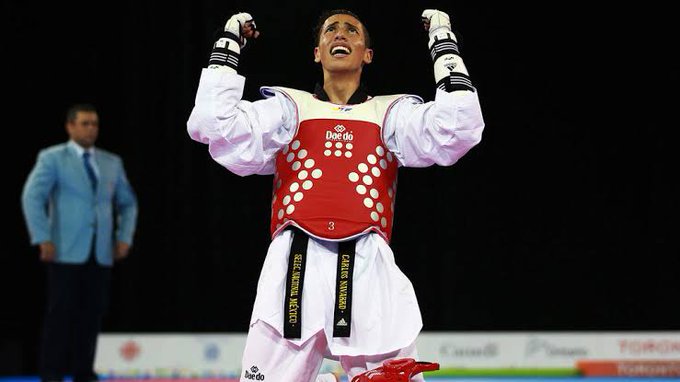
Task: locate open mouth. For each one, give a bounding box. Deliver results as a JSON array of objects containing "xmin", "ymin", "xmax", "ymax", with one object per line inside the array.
[{"xmin": 330, "ymin": 46, "xmax": 351, "ymax": 56}]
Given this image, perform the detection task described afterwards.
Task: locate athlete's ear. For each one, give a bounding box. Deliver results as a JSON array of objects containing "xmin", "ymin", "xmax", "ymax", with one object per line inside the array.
[
  {"xmin": 363, "ymin": 48, "xmax": 373, "ymax": 65},
  {"xmin": 314, "ymin": 46, "xmax": 321, "ymax": 63}
]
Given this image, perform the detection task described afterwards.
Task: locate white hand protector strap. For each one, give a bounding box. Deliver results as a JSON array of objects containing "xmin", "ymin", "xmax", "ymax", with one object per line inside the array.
[
  {"xmin": 208, "ymin": 37, "xmax": 240, "ymax": 72},
  {"xmin": 422, "ymin": 9, "xmax": 475, "ymax": 92},
  {"xmin": 429, "ymin": 30, "xmax": 459, "ymax": 61},
  {"xmin": 208, "ymin": 12, "xmax": 256, "ymax": 72}
]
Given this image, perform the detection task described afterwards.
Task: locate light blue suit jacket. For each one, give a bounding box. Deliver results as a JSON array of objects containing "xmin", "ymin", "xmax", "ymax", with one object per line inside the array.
[{"xmin": 21, "ymin": 142, "xmax": 138, "ymax": 266}]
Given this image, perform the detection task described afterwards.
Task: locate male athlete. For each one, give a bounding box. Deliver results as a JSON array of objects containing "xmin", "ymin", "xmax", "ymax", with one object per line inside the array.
[{"xmin": 188, "ymin": 8, "xmax": 484, "ymax": 382}]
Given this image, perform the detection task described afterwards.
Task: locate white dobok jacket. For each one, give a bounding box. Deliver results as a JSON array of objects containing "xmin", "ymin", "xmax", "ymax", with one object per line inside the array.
[{"xmin": 187, "ymin": 68, "xmax": 484, "ymax": 356}]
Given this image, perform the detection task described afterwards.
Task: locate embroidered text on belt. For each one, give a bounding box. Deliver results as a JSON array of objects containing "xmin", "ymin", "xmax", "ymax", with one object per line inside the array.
[{"xmin": 283, "ymin": 227, "xmax": 356, "ymax": 339}]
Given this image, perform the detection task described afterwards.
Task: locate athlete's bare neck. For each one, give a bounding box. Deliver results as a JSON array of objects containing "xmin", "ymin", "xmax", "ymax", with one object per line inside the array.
[{"xmin": 322, "ymin": 72, "xmax": 361, "ymax": 105}]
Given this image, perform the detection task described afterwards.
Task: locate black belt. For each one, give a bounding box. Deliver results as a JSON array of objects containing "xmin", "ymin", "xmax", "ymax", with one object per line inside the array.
[
  {"xmin": 332, "ymin": 239, "xmax": 356, "ymax": 337},
  {"xmin": 283, "ymin": 227, "xmax": 356, "ymax": 339}
]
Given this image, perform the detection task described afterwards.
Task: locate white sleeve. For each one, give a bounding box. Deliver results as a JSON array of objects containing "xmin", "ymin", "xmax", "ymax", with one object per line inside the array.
[
  {"xmin": 383, "ymin": 88, "xmax": 484, "ymax": 167},
  {"xmin": 187, "ymin": 68, "xmax": 296, "ymax": 176}
]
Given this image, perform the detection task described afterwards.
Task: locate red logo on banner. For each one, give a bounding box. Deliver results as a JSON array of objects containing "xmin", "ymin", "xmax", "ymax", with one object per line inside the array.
[{"xmin": 120, "ymin": 340, "xmax": 141, "ymax": 361}]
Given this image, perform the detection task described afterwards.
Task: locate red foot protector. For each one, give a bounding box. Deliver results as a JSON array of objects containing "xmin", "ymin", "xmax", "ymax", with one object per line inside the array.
[{"xmin": 351, "ymin": 358, "xmax": 440, "ymax": 382}]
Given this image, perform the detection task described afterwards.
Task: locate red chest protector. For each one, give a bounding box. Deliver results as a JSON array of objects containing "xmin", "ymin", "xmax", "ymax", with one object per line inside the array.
[{"xmin": 264, "ymin": 87, "xmax": 410, "ymax": 242}]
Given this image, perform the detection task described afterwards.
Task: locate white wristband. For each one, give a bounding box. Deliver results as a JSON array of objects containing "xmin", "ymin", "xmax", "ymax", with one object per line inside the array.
[
  {"xmin": 433, "ymin": 54, "xmax": 469, "ymax": 82},
  {"xmin": 208, "ymin": 36, "xmax": 241, "ymax": 72}
]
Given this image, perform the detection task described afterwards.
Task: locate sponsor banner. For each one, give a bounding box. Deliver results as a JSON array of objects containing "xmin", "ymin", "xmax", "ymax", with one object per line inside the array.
[
  {"xmin": 95, "ymin": 334, "xmax": 245, "ymax": 377},
  {"xmin": 417, "ymin": 332, "xmax": 680, "ymax": 369},
  {"xmin": 578, "ymin": 360, "xmax": 680, "ymax": 377},
  {"xmin": 417, "ymin": 332, "xmax": 593, "ymax": 368},
  {"xmin": 416, "ymin": 332, "xmax": 505, "ymax": 368},
  {"xmin": 95, "ymin": 332, "xmax": 680, "ymax": 377}
]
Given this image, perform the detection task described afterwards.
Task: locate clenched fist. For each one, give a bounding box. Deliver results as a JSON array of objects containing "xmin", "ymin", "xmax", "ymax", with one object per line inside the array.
[
  {"xmin": 421, "ymin": 9, "xmax": 452, "ymax": 37},
  {"xmin": 224, "ymin": 12, "xmax": 260, "ymax": 48}
]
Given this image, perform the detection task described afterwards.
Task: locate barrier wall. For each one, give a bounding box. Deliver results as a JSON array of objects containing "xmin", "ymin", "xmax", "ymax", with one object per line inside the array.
[{"xmin": 95, "ymin": 332, "xmax": 680, "ymax": 378}]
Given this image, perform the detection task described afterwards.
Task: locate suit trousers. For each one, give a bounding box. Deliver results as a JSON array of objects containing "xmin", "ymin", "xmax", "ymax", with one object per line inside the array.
[{"xmin": 39, "ymin": 251, "xmax": 111, "ymax": 382}]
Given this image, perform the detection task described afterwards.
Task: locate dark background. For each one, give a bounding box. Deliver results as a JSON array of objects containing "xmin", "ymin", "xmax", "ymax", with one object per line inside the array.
[{"xmin": 2, "ymin": 0, "xmax": 677, "ymax": 374}]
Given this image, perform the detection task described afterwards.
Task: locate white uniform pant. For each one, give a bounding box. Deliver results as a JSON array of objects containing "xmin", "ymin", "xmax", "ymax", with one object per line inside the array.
[{"xmin": 240, "ymin": 320, "xmax": 425, "ymax": 382}]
